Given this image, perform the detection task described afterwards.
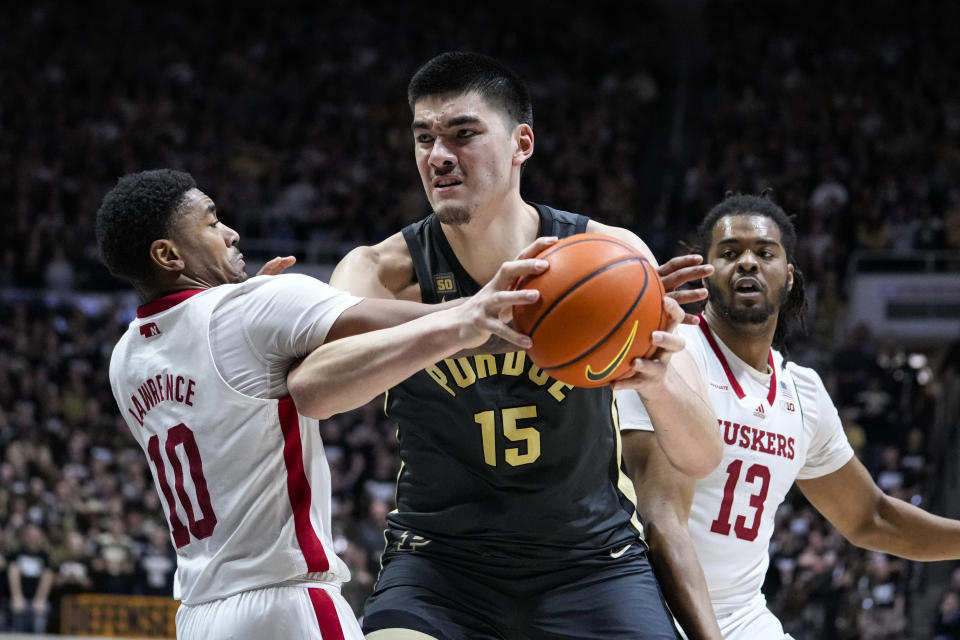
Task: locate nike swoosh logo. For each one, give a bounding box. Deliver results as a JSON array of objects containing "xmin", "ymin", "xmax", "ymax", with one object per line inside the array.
[
  {"xmin": 585, "ymin": 321, "xmax": 639, "ymax": 382},
  {"xmin": 610, "ymin": 543, "xmax": 631, "ymax": 558}
]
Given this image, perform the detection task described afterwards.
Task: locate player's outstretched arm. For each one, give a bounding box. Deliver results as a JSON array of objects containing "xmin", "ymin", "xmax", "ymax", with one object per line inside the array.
[
  {"xmin": 623, "ymin": 430, "xmax": 722, "ymax": 640},
  {"xmin": 798, "ymin": 456, "xmax": 960, "ymax": 561},
  {"xmin": 288, "ymin": 257, "xmax": 547, "ymax": 419},
  {"xmin": 613, "ymin": 297, "xmax": 722, "ymax": 478},
  {"xmin": 326, "ymin": 236, "xmax": 558, "ymax": 351}
]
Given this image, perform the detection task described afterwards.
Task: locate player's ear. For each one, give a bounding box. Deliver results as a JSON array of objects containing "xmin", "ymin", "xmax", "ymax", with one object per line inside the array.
[
  {"xmin": 786, "ymin": 263, "xmax": 795, "ymax": 291},
  {"xmin": 513, "ymin": 123, "xmax": 534, "ymax": 166},
  {"xmin": 150, "ymin": 238, "xmax": 185, "ymax": 274}
]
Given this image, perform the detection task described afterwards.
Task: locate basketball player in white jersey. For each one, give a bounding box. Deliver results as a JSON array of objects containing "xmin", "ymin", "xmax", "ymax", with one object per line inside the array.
[
  {"xmin": 96, "ymin": 169, "xmax": 553, "ymax": 640},
  {"xmin": 618, "ymin": 193, "xmax": 960, "ymax": 639}
]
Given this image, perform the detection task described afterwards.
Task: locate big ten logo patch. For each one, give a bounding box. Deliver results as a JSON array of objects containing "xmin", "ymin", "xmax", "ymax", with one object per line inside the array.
[{"xmin": 434, "ymin": 273, "xmax": 457, "ymax": 296}]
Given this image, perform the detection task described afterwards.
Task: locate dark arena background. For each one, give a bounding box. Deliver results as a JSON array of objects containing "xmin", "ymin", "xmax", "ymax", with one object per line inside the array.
[{"xmin": 1, "ymin": 1, "xmax": 959, "ymax": 638}]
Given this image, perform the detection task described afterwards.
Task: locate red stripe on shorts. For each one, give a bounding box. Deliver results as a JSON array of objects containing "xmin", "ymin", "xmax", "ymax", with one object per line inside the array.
[
  {"xmin": 279, "ymin": 396, "xmax": 330, "ymax": 572},
  {"xmin": 309, "ymin": 588, "xmax": 346, "ymax": 640}
]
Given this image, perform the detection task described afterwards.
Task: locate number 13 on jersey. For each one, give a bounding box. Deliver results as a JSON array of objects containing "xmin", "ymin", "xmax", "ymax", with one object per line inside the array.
[
  {"xmin": 710, "ymin": 458, "xmax": 771, "ymax": 542},
  {"xmin": 474, "ymin": 405, "xmax": 541, "ymax": 467}
]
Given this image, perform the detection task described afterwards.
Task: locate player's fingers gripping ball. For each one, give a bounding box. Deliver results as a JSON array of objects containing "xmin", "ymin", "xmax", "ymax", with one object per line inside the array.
[{"xmin": 511, "ymin": 233, "xmax": 667, "ymax": 388}]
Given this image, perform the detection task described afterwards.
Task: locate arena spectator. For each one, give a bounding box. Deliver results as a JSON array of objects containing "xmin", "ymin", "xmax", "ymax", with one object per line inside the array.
[{"xmin": 6, "ymin": 523, "xmax": 54, "ymax": 633}]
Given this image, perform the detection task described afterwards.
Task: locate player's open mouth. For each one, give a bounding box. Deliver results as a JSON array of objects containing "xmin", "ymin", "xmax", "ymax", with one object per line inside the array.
[
  {"xmin": 733, "ymin": 278, "xmax": 763, "ymax": 295},
  {"xmin": 434, "ymin": 177, "xmax": 463, "ymax": 190}
]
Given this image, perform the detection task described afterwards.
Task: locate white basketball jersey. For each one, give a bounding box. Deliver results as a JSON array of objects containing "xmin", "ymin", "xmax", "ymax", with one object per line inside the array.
[
  {"xmin": 109, "ymin": 277, "xmax": 356, "ymax": 605},
  {"xmin": 618, "ymin": 318, "xmax": 853, "ymax": 616}
]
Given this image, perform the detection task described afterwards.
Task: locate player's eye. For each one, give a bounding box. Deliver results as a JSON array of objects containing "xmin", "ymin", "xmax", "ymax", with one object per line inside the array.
[
  {"xmin": 457, "ymin": 129, "xmax": 477, "ymax": 138},
  {"xmin": 415, "ymin": 133, "xmax": 433, "ymax": 144}
]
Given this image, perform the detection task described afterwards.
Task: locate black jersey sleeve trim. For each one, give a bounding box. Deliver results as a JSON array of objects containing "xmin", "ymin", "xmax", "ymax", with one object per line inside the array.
[
  {"xmin": 401, "ymin": 221, "xmax": 437, "ymax": 304},
  {"xmin": 531, "ymin": 203, "xmax": 591, "ymax": 237}
]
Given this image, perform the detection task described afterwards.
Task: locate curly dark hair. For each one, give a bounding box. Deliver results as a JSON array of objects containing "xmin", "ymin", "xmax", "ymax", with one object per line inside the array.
[
  {"xmin": 408, "ymin": 51, "xmax": 533, "ymax": 127},
  {"xmin": 95, "ymin": 169, "xmax": 196, "ymax": 285},
  {"xmin": 693, "ymin": 191, "xmax": 808, "ymax": 353}
]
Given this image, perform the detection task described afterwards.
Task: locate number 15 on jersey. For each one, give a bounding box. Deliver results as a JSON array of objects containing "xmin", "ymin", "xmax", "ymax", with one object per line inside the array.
[{"xmin": 473, "ymin": 405, "xmax": 541, "ymax": 467}]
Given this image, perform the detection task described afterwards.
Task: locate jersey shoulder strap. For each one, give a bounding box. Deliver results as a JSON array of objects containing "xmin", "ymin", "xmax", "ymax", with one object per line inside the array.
[
  {"xmin": 534, "ymin": 203, "xmax": 589, "ymax": 237},
  {"xmin": 401, "ymin": 215, "xmax": 465, "ymax": 304},
  {"xmin": 401, "ymin": 205, "xmax": 590, "ymax": 304}
]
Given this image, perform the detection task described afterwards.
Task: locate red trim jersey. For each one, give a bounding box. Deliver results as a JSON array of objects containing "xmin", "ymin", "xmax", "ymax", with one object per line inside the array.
[
  {"xmin": 617, "ymin": 319, "xmax": 854, "ymax": 615},
  {"xmin": 108, "ymin": 274, "xmax": 361, "ymax": 604}
]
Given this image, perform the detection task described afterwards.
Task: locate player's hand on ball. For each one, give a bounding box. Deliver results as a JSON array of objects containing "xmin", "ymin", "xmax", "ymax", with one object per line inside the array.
[
  {"xmin": 657, "ymin": 254, "xmax": 713, "ymax": 325},
  {"xmin": 457, "ymin": 256, "xmax": 549, "ymax": 350},
  {"xmin": 515, "ymin": 236, "xmax": 559, "ymax": 260},
  {"xmin": 506, "ymin": 236, "xmax": 558, "ymax": 288},
  {"xmin": 257, "ymin": 255, "xmax": 297, "ymax": 276},
  {"xmin": 612, "ymin": 296, "xmax": 686, "ymax": 397}
]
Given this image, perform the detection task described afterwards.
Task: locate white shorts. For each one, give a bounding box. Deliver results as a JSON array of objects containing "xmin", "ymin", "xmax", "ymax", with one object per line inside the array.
[
  {"xmin": 713, "ymin": 594, "xmax": 793, "ymax": 640},
  {"xmin": 176, "ymin": 583, "xmax": 363, "ymax": 640},
  {"xmin": 677, "ymin": 594, "xmax": 794, "ymax": 640}
]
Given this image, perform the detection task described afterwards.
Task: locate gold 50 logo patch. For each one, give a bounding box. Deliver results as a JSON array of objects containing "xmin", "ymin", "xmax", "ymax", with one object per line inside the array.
[{"xmin": 434, "ymin": 273, "xmax": 457, "ymax": 295}]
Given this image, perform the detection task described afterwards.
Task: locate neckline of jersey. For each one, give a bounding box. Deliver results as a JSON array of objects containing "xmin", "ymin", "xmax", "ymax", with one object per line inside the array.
[
  {"xmin": 137, "ymin": 289, "xmax": 206, "ymax": 318},
  {"xmin": 696, "ymin": 314, "xmax": 777, "ymax": 406},
  {"xmin": 429, "ymin": 202, "xmax": 553, "ymax": 295}
]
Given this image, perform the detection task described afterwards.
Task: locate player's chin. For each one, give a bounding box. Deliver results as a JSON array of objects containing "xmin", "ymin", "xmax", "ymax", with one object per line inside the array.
[{"xmin": 434, "ymin": 203, "xmax": 472, "ymax": 226}]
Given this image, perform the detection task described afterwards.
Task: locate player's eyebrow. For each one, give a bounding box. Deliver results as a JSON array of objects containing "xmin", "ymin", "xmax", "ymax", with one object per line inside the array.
[
  {"xmin": 445, "ymin": 115, "xmax": 481, "ymax": 127},
  {"xmin": 411, "ymin": 115, "xmax": 482, "ymax": 131}
]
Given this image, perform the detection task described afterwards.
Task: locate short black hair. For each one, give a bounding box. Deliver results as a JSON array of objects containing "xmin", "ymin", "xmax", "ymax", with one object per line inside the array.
[
  {"xmin": 694, "ymin": 191, "xmax": 808, "ymax": 353},
  {"xmin": 96, "ymin": 169, "xmax": 196, "ymax": 285},
  {"xmin": 407, "ymin": 51, "xmax": 533, "ymax": 127}
]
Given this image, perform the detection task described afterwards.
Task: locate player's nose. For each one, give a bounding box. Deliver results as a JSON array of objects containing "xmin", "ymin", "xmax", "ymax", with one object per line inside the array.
[
  {"xmin": 222, "ymin": 222, "xmax": 240, "ymax": 247},
  {"xmin": 736, "ymin": 250, "xmax": 759, "ymax": 271},
  {"xmin": 429, "ymin": 137, "xmax": 457, "ymax": 167}
]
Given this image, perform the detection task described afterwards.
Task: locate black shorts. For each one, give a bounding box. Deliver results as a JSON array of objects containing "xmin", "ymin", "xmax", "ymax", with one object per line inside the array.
[{"xmin": 361, "ymin": 533, "xmax": 679, "ymax": 640}]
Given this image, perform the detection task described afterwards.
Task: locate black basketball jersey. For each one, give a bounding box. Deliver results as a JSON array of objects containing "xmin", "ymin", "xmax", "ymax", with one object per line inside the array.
[{"xmin": 386, "ymin": 203, "xmax": 643, "ymax": 562}]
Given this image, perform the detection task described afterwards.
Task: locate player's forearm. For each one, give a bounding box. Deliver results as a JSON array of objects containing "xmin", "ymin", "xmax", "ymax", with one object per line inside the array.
[
  {"xmin": 645, "ymin": 522, "xmax": 722, "ymax": 640},
  {"xmin": 289, "ymin": 310, "xmax": 466, "ymax": 419},
  {"xmin": 857, "ymin": 494, "xmax": 960, "ymax": 561},
  {"xmin": 637, "ymin": 367, "xmax": 722, "ymax": 478},
  {"xmin": 327, "ymin": 297, "xmax": 466, "ymax": 340}
]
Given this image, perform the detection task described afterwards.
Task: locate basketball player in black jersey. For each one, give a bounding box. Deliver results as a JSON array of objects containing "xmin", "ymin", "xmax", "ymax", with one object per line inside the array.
[{"xmin": 331, "ymin": 52, "xmax": 723, "ymax": 639}]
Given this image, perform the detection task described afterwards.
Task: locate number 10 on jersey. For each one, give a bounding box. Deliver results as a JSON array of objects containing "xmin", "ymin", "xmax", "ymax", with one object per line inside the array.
[
  {"xmin": 147, "ymin": 423, "xmax": 218, "ymax": 548},
  {"xmin": 474, "ymin": 405, "xmax": 541, "ymax": 467}
]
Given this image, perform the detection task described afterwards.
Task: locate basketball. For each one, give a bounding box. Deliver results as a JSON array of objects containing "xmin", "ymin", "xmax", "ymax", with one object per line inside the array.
[{"xmin": 512, "ymin": 233, "xmax": 667, "ymax": 388}]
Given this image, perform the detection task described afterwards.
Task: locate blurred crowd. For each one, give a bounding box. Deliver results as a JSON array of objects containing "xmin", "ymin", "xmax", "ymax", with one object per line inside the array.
[{"xmin": 1, "ymin": 0, "xmax": 959, "ymax": 637}]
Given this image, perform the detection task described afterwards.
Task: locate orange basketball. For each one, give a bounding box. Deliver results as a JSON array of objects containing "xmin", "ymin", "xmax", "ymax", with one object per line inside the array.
[{"xmin": 512, "ymin": 233, "xmax": 667, "ymax": 388}]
